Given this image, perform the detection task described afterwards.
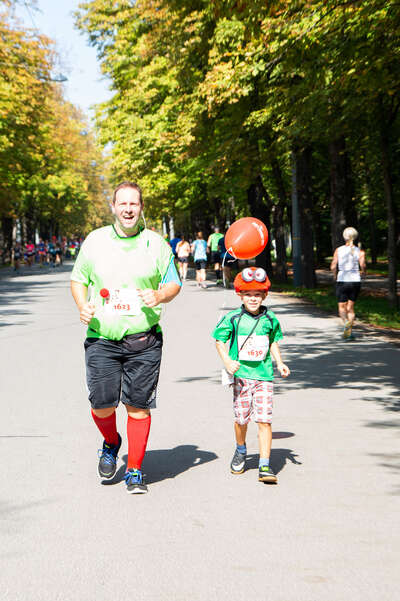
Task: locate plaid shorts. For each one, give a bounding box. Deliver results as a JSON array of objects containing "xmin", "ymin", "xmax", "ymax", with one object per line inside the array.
[{"xmin": 233, "ymin": 378, "xmax": 273, "ymax": 425}]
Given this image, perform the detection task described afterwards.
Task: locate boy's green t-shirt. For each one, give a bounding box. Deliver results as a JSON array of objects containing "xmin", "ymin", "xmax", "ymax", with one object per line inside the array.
[
  {"xmin": 71, "ymin": 225, "xmax": 174, "ymax": 340},
  {"xmin": 212, "ymin": 306, "xmax": 283, "ymax": 381}
]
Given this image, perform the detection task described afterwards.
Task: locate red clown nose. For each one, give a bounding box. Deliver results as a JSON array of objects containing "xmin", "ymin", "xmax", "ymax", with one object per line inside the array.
[{"xmin": 100, "ymin": 288, "xmax": 110, "ymax": 299}]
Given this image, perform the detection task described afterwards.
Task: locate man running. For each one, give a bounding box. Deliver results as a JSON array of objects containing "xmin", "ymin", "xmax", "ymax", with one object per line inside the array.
[
  {"xmin": 37, "ymin": 239, "xmax": 47, "ymax": 266},
  {"xmin": 207, "ymin": 226, "xmax": 224, "ymax": 284},
  {"xmin": 70, "ymin": 181, "xmax": 181, "ymax": 494}
]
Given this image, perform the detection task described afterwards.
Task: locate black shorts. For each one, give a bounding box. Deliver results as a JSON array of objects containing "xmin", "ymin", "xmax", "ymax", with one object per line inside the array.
[
  {"xmin": 211, "ymin": 251, "xmax": 221, "ymax": 264},
  {"xmin": 336, "ymin": 282, "xmax": 361, "ymax": 303},
  {"xmin": 178, "ymin": 257, "xmax": 188, "ymax": 263},
  {"xmin": 84, "ymin": 328, "xmax": 163, "ymax": 410},
  {"xmin": 195, "ymin": 260, "xmax": 207, "ymax": 270}
]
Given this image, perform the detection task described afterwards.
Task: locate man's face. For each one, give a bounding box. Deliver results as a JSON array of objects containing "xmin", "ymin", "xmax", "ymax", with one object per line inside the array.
[
  {"xmin": 239, "ymin": 290, "xmax": 266, "ymax": 314},
  {"xmin": 112, "ymin": 187, "xmax": 143, "ymax": 233}
]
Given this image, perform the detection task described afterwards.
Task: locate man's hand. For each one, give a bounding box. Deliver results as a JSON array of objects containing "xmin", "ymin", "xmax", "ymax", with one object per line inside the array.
[
  {"xmin": 137, "ymin": 288, "xmax": 160, "ymax": 308},
  {"xmin": 224, "ymin": 358, "xmax": 241, "ymax": 375},
  {"xmin": 277, "ymin": 362, "xmax": 290, "ymax": 378},
  {"xmin": 79, "ymin": 302, "xmax": 95, "ymax": 325}
]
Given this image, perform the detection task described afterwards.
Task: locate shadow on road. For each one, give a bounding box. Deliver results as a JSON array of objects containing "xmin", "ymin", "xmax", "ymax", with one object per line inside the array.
[
  {"xmin": 268, "ymin": 301, "xmax": 400, "ymax": 420},
  {"xmin": 281, "ymin": 334, "xmax": 400, "ymax": 415},
  {"xmin": 272, "ymin": 431, "xmax": 295, "ymax": 439},
  {"xmin": 176, "ymin": 374, "xmax": 220, "ymax": 384},
  {"xmin": 370, "ymin": 452, "xmax": 400, "ymax": 495},
  {"xmin": 102, "ymin": 444, "xmax": 218, "ymax": 486},
  {"xmin": 0, "ymin": 265, "xmax": 73, "ymax": 330},
  {"xmin": 246, "ymin": 448, "xmax": 302, "ymax": 474}
]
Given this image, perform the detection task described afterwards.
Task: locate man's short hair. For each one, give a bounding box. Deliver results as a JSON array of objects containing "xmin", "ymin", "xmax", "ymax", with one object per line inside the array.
[{"xmin": 112, "ymin": 181, "xmax": 143, "ymax": 204}]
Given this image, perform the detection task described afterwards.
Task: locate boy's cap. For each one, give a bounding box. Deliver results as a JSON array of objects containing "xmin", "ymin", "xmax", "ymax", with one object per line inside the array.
[{"xmin": 234, "ymin": 267, "xmax": 271, "ymax": 293}]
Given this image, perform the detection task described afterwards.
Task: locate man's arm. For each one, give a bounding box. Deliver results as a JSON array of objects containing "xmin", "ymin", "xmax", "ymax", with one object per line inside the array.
[
  {"xmin": 137, "ymin": 282, "xmax": 181, "ymax": 308},
  {"xmin": 70, "ymin": 280, "xmax": 95, "ymax": 325}
]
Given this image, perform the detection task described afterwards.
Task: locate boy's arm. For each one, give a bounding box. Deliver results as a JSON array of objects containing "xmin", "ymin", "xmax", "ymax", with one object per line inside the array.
[
  {"xmin": 270, "ymin": 341, "xmax": 290, "ymax": 377},
  {"xmin": 215, "ymin": 340, "xmax": 240, "ymax": 375}
]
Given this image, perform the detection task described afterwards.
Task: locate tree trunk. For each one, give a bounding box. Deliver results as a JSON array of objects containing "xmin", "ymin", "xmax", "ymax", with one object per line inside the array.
[
  {"xmin": 296, "ymin": 145, "xmax": 316, "ymax": 288},
  {"xmin": 368, "ymin": 203, "xmax": 378, "ymax": 266},
  {"xmin": 364, "ymin": 165, "xmax": 378, "ymax": 266},
  {"xmin": 247, "ymin": 175, "xmax": 273, "ymax": 275},
  {"xmin": 379, "ymin": 120, "xmax": 398, "ymax": 308},
  {"xmin": 270, "ymin": 159, "xmax": 288, "ymax": 282},
  {"xmin": 1, "ymin": 217, "xmax": 13, "ymax": 255},
  {"xmin": 329, "ymin": 136, "xmax": 354, "ymax": 250}
]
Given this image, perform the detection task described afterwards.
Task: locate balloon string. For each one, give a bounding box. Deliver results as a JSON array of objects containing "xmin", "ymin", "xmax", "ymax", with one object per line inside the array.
[
  {"xmin": 222, "ymin": 250, "xmax": 227, "ymax": 290},
  {"xmin": 227, "ymin": 246, "xmax": 238, "ymax": 260},
  {"xmin": 217, "ymin": 250, "xmax": 235, "ymax": 323}
]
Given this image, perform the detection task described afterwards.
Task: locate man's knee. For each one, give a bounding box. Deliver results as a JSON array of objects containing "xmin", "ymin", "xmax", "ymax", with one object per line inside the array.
[
  {"xmin": 125, "ymin": 406, "xmax": 150, "ymax": 419},
  {"xmin": 92, "ymin": 407, "xmax": 116, "ymax": 418}
]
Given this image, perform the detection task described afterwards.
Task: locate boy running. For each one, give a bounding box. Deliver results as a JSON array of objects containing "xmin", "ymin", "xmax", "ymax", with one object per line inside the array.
[{"xmin": 212, "ymin": 267, "xmax": 290, "ymax": 484}]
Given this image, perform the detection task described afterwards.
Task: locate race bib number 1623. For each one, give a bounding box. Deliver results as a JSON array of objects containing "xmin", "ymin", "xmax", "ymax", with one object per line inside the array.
[{"xmin": 103, "ymin": 289, "xmax": 141, "ymax": 316}]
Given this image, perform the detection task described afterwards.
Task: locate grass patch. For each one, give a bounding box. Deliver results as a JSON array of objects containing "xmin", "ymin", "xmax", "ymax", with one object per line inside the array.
[{"xmin": 271, "ymin": 280, "xmax": 400, "ymax": 330}]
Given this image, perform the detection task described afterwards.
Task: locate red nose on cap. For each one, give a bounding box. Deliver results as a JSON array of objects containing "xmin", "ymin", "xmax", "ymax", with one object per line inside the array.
[{"xmin": 100, "ymin": 288, "xmax": 110, "ymax": 298}]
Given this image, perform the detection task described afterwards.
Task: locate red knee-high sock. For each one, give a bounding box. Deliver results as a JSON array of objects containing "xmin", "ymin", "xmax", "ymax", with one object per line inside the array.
[
  {"xmin": 127, "ymin": 415, "xmax": 151, "ymax": 470},
  {"xmin": 91, "ymin": 410, "xmax": 119, "ymax": 446}
]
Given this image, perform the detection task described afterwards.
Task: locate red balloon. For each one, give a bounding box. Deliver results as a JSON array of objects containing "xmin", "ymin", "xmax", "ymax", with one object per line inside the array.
[
  {"xmin": 224, "ymin": 217, "xmax": 268, "ymax": 260},
  {"xmin": 100, "ymin": 288, "xmax": 110, "ymax": 299}
]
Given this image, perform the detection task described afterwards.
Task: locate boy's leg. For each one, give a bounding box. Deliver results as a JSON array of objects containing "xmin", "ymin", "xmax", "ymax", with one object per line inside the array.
[
  {"xmin": 234, "ymin": 422, "xmax": 248, "ymax": 446},
  {"xmin": 258, "ymin": 422, "xmax": 272, "ymax": 460},
  {"xmin": 231, "ymin": 378, "xmax": 251, "ymax": 474},
  {"xmin": 254, "ymin": 381, "xmax": 277, "ymax": 483},
  {"xmin": 257, "ymin": 422, "xmax": 277, "ymax": 483}
]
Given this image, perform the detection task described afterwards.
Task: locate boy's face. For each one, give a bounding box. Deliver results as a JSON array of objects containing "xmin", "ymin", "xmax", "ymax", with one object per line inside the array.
[{"xmin": 238, "ymin": 290, "xmax": 267, "ymax": 314}]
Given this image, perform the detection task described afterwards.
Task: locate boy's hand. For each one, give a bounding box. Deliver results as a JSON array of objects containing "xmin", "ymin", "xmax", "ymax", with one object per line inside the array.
[
  {"xmin": 277, "ymin": 362, "xmax": 290, "ymax": 378},
  {"xmin": 224, "ymin": 359, "xmax": 240, "ymax": 375}
]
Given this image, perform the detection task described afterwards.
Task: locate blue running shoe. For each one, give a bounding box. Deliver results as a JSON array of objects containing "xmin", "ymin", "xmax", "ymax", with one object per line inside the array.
[
  {"xmin": 97, "ymin": 433, "xmax": 121, "ymax": 479},
  {"xmin": 230, "ymin": 448, "xmax": 246, "ymax": 474},
  {"xmin": 124, "ymin": 469, "xmax": 148, "ymax": 494}
]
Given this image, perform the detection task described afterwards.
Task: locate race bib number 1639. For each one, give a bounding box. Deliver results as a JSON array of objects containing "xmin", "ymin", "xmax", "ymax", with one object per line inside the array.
[{"xmin": 238, "ymin": 335, "xmax": 268, "ymax": 362}]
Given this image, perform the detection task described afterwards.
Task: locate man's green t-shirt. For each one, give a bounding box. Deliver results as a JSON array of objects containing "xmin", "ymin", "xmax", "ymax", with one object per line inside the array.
[
  {"xmin": 71, "ymin": 225, "xmax": 174, "ymax": 340},
  {"xmin": 209, "ymin": 232, "xmax": 224, "ymax": 252},
  {"xmin": 212, "ymin": 306, "xmax": 283, "ymax": 381}
]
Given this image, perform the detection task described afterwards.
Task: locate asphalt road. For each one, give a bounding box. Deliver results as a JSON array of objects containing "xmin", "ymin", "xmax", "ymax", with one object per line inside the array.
[{"xmin": 1, "ymin": 263, "xmax": 399, "ymax": 601}]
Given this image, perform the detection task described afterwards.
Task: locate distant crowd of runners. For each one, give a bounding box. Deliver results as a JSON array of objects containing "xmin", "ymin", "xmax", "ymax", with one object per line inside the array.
[{"xmin": 9, "ymin": 237, "xmax": 82, "ymax": 272}]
